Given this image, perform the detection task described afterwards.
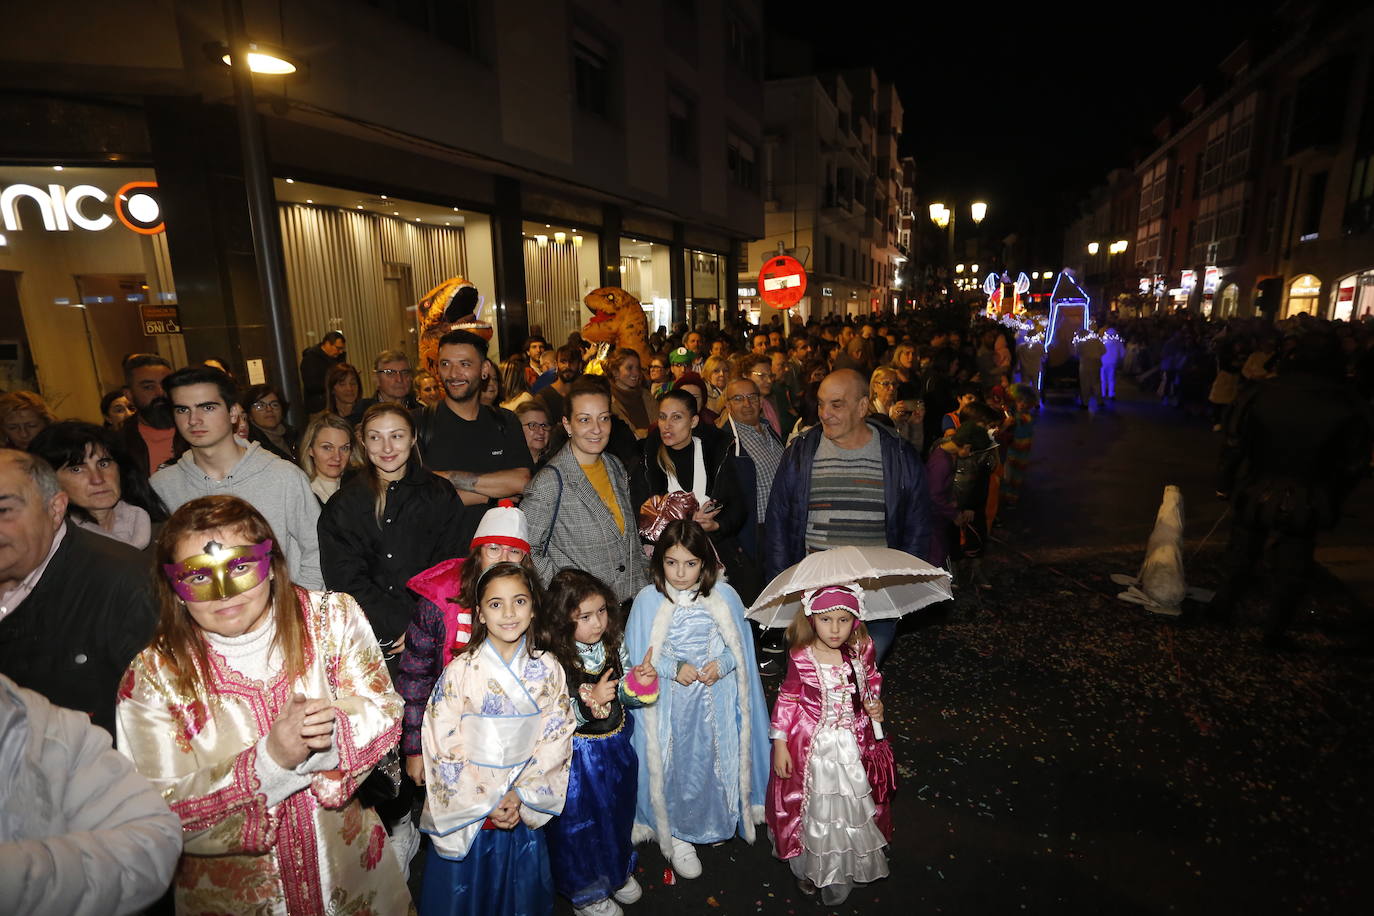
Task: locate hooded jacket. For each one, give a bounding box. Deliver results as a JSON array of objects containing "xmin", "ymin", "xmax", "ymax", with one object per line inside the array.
[
  {"xmin": 763, "ymin": 419, "xmax": 934, "ymax": 580},
  {"xmin": 151, "ymin": 440, "xmax": 324, "ymax": 588}
]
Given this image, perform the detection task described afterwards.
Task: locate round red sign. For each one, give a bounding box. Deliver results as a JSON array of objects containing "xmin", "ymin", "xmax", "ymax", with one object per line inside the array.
[{"xmin": 758, "ymin": 255, "xmax": 807, "ymax": 310}]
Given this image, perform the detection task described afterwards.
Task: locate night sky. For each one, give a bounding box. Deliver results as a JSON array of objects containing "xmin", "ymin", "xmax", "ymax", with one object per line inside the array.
[{"xmin": 763, "ymin": 0, "xmax": 1257, "ymax": 258}]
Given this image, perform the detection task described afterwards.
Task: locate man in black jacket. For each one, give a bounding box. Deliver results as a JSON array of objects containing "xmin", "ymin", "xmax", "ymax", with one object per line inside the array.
[
  {"xmin": 299, "ymin": 330, "xmax": 347, "ymax": 414},
  {"xmin": 0, "ymin": 450, "xmax": 156, "ymax": 735},
  {"xmin": 1215, "ymin": 334, "xmax": 1373, "ymax": 647}
]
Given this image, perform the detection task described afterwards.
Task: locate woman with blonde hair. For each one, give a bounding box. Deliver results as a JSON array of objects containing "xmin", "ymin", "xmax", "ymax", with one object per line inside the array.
[
  {"xmin": 115, "ymin": 494, "xmax": 412, "ymax": 914},
  {"xmin": 702, "ymin": 356, "xmax": 731, "ymax": 416},
  {"xmin": 0, "ymin": 390, "xmax": 56, "ymax": 450},
  {"xmin": 868, "ymin": 367, "xmax": 924, "ymax": 451},
  {"xmin": 297, "ymin": 412, "xmax": 362, "ymax": 504}
]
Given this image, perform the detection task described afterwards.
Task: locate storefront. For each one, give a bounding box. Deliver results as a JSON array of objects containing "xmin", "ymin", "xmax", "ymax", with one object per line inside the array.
[
  {"xmin": 685, "ymin": 248, "xmax": 727, "ymax": 329},
  {"xmin": 520, "ymin": 220, "xmax": 601, "ymax": 348},
  {"xmin": 273, "ymin": 179, "xmax": 494, "ymax": 373},
  {"xmin": 1285, "ymin": 274, "xmax": 1322, "ymax": 316},
  {"xmin": 620, "ymin": 237, "xmax": 672, "ymax": 333},
  {"xmin": 0, "ymin": 164, "xmax": 183, "ymax": 420},
  {"xmin": 1331, "ymin": 269, "xmax": 1374, "ymax": 321}
]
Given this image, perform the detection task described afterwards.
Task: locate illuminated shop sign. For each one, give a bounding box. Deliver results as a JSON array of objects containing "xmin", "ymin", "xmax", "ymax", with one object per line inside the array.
[{"xmin": 0, "ymin": 181, "xmax": 164, "ymax": 235}]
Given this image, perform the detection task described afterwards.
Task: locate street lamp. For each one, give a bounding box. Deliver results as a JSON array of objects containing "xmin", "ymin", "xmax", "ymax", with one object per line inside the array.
[
  {"xmin": 928, "ymin": 203, "xmax": 950, "ymax": 229},
  {"xmin": 219, "ymin": 40, "xmax": 298, "ymax": 74},
  {"xmin": 955, "ymin": 263, "xmax": 964, "ymax": 273},
  {"xmin": 1087, "ymin": 241, "xmax": 1100, "ymax": 255},
  {"xmin": 970, "ymin": 201, "xmax": 987, "ymax": 224}
]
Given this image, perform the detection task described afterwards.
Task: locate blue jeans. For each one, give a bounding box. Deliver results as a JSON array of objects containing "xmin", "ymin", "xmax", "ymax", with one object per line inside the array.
[{"xmin": 866, "ymin": 619, "xmax": 896, "ymax": 666}]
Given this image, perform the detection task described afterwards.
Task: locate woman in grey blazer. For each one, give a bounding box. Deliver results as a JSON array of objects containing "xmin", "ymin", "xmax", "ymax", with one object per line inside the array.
[{"xmin": 521, "ymin": 378, "xmax": 649, "ymax": 605}]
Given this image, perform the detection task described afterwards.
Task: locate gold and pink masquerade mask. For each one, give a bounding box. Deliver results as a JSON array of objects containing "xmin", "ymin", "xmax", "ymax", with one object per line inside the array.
[{"xmin": 162, "ymin": 539, "xmax": 275, "ymax": 602}]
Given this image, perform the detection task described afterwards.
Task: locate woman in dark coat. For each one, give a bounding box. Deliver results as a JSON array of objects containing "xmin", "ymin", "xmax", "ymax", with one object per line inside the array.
[
  {"xmin": 317, "ymin": 403, "xmax": 465, "ymax": 658},
  {"xmin": 631, "ymin": 388, "xmax": 759, "ymax": 600}
]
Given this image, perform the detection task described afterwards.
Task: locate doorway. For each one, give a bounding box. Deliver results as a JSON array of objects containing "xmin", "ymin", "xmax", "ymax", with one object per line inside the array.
[
  {"xmin": 73, "ymin": 274, "xmax": 153, "ymax": 397},
  {"xmin": 0, "ymin": 270, "xmax": 37, "ymax": 392}
]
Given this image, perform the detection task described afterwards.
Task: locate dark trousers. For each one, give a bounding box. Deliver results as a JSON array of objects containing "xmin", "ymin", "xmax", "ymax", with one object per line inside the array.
[{"xmin": 1216, "ymin": 516, "xmax": 1315, "ymax": 638}]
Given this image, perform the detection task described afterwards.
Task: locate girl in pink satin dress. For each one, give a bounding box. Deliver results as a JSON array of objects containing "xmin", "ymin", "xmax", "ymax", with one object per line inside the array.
[{"xmin": 765, "ymin": 585, "xmax": 896, "ymax": 906}]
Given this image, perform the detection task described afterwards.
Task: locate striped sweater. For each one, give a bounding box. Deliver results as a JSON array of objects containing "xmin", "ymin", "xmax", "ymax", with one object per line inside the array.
[{"xmin": 805, "ymin": 432, "xmax": 888, "ymax": 551}]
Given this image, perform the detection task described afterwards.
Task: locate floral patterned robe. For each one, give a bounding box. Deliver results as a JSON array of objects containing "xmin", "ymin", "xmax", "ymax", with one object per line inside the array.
[
  {"xmin": 420, "ymin": 636, "xmax": 574, "ymax": 860},
  {"xmin": 116, "ymin": 587, "xmax": 412, "ymax": 916}
]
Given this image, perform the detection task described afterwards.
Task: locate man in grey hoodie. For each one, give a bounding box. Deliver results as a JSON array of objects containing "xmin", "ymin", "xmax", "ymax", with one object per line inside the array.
[{"xmin": 152, "ymin": 366, "xmax": 324, "ymax": 588}]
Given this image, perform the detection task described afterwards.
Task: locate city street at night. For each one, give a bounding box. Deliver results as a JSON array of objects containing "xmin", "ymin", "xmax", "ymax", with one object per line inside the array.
[
  {"xmin": 577, "ymin": 389, "xmax": 1374, "ymax": 915},
  {"xmin": 3, "ymin": 2, "xmax": 1373, "ymax": 916}
]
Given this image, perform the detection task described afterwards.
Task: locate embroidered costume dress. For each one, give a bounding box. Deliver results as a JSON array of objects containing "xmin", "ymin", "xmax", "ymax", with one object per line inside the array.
[
  {"xmin": 766, "ymin": 640, "xmax": 895, "ymax": 892},
  {"xmin": 115, "ymin": 588, "xmax": 412, "ymax": 916},
  {"xmin": 546, "ymin": 641, "xmax": 659, "ymax": 909},
  {"xmin": 419, "ymin": 637, "xmax": 574, "ymax": 916},
  {"xmin": 624, "ymin": 582, "xmax": 771, "ymax": 861}
]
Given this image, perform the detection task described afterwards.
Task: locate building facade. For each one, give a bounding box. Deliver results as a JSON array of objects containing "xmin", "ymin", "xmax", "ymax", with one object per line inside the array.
[
  {"xmin": 737, "ymin": 68, "xmax": 906, "ymax": 321},
  {"xmin": 1107, "ymin": 1, "xmax": 1374, "ymax": 322},
  {"xmin": 0, "ymin": 0, "xmax": 764, "ymax": 420}
]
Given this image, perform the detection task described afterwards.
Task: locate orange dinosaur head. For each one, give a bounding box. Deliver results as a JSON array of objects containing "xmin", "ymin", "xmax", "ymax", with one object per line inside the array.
[{"xmin": 584, "ymin": 286, "xmax": 642, "ymax": 321}]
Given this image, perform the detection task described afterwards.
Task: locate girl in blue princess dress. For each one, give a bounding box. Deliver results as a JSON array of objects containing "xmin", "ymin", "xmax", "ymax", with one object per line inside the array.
[
  {"xmin": 624, "ymin": 519, "xmax": 771, "ymax": 880},
  {"xmin": 541, "ymin": 569, "xmax": 660, "ymax": 916}
]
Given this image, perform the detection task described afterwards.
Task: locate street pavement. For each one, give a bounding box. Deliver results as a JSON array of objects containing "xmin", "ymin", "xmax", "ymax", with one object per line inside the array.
[{"xmin": 517, "ymin": 383, "xmax": 1373, "ymax": 916}]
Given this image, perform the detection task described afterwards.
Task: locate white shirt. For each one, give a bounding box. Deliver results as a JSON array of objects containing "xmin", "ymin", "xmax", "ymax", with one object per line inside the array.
[{"xmin": 0, "ymin": 524, "xmax": 66, "ymax": 624}]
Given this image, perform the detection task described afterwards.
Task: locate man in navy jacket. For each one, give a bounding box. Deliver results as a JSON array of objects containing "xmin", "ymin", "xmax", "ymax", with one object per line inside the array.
[{"xmin": 763, "ymin": 370, "xmax": 933, "ymax": 663}]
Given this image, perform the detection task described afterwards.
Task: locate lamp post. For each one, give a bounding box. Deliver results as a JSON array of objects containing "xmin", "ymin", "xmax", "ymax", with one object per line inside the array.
[
  {"xmin": 222, "ymin": 0, "xmax": 303, "ymax": 424},
  {"xmin": 929, "ymin": 201, "xmax": 987, "ymax": 298}
]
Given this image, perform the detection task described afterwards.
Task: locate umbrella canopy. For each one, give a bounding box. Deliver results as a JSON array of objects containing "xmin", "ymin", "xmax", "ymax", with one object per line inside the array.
[{"xmin": 747, "ymin": 546, "xmax": 952, "ymax": 631}]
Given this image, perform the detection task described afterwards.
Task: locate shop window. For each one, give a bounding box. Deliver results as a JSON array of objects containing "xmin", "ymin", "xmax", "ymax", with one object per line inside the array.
[
  {"xmin": 1286, "ymin": 274, "xmax": 1321, "ymax": 317},
  {"xmin": 1218, "ymin": 283, "xmax": 1240, "ymax": 318},
  {"xmin": 524, "ymin": 221, "xmax": 599, "ymax": 347},
  {"xmin": 668, "ymin": 89, "xmax": 697, "ymax": 163},
  {"xmin": 619, "ymin": 237, "xmax": 672, "ymax": 331},
  {"xmin": 573, "ymin": 29, "xmax": 614, "ymax": 119},
  {"xmin": 684, "ymin": 249, "xmax": 724, "ymax": 327}
]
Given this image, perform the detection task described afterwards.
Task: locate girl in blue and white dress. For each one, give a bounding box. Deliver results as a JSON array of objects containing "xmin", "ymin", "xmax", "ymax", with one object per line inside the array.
[
  {"xmin": 624, "ymin": 519, "xmax": 771, "ymax": 880},
  {"xmin": 419, "ymin": 562, "xmax": 575, "ymax": 916}
]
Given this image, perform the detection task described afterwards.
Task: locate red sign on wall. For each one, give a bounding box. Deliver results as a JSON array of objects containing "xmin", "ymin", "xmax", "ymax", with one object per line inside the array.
[{"xmin": 758, "ymin": 255, "xmax": 807, "ymax": 310}]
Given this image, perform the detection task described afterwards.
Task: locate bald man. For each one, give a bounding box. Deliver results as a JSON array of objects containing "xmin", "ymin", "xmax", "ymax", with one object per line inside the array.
[{"xmin": 762, "ymin": 370, "xmax": 933, "ymax": 663}]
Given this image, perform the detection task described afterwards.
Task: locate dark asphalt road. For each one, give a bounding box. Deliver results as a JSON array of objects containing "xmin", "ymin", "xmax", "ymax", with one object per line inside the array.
[{"xmin": 519, "ymin": 384, "xmax": 1374, "ymax": 916}]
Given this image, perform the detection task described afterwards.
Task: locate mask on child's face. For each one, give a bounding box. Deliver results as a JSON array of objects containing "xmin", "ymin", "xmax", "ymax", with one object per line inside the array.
[{"xmin": 163, "ymin": 539, "xmax": 274, "ymax": 602}]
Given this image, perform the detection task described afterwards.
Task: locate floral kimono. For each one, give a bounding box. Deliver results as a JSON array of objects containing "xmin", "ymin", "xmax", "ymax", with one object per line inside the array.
[
  {"xmin": 115, "ymin": 587, "xmax": 411, "ymax": 916},
  {"xmin": 419, "ymin": 636, "xmax": 574, "ymax": 916}
]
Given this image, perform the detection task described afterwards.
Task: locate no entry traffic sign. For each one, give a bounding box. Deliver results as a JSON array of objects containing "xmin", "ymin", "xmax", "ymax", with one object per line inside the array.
[{"xmin": 758, "ymin": 255, "xmax": 807, "ymax": 310}]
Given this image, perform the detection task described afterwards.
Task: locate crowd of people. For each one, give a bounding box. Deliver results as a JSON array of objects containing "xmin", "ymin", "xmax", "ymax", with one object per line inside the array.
[{"xmin": 1, "ymin": 297, "xmax": 1371, "ymax": 915}]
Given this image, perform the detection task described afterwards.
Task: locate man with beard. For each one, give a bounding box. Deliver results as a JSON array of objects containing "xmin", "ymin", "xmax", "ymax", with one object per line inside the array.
[
  {"xmin": 535, "ymin": 342, "xmax": 585, "ymax": 425},
  {"xmin": 418, "ymin": 330, "xmax": 534, "ymax": 545},
  {"xmin": 118, "ymin": 354, "xmax": 185, "ymax": 477}
]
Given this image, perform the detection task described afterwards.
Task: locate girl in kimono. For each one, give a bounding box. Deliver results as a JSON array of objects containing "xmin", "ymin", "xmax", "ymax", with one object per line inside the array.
[
  {"xmin": 766, "ymin": 585, "xmax": 895, "ymax": 906},
  {"xmin": 624, "ymin": 519, "xmax": 771, "ymax": 880},
  {"xmin": 419, "ymin": 562, "xmax": 575, "ymax": 916},
  {"xmin": 115, "ymin": 494, "xmax": 412, "ymax": 916},
  {"xmin": 541, "ymin": 569, "xmax": 660, "ymax": 916}
]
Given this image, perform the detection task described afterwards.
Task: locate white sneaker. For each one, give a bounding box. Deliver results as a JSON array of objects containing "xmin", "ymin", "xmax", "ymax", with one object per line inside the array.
[
  {"xmin": 670, "ymin": 838, "xmax": 702, "ymax": 879},
  {"xmin": 573, "ymin": 897, "xmax": 622, "ymax": 916},
  {"xmin": 613, "ymin": 876, "xmax": 642, "ymax": 904}
]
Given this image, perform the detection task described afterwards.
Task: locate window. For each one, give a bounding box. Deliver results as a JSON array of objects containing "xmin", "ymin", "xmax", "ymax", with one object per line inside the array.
[
  {"xmin": 726, "ymin": 134, "xmax": 757, "ymax": 191},
  {"xmin": 1215, "ymin": 184, "xmax": 1250, "ymax": 261},
  {"xmin": 1225, "ymin": 96, "xmax": 1256, "ymax": 183},
  {"xmin": 838, "ymin": 242, "xmax": 847, "ymax": 278},
  {"xmin": 668, "ymin": 89, "xmax": 697, "ymax": 162},
  {"xmin": 1300, "ymin": 171, "xmax": 1327, "ymax": 239},
  {"xmin": 823, "ymin": 235, "xmax": 832, "ymax": 273},
  {"xmin": 1194, "ymin": 194, "xmax": 1217, "ymax": 263},
  {"xmin": 367, "ymin": 0, "xmax": 475, "ymax": 52},
  {"xmin": 573, "ymin": 29, "xmax": 613, "ymax": 118},
  {"xmin": 1200, "ymin": 116, "xmax": 1228, "ymax": 196},
  {"xmin": 725, "ymin": 11, "xmax": 759, "ymax": 77}
]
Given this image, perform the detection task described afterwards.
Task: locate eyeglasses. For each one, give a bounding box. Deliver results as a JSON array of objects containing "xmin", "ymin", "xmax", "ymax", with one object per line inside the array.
[
  {"xmin": 377, "ymin": 368, "xmax": 412, "ymax": 378},
  {"xmin": 874, "ymin": 381, "xmax": 898, "ymax": 389},
  {"xmin": 728, "ymin": 393, "xmax": 761, "ymax": 404},
  {"xmin": 749, "ymin": 370, "xmax": 773, "ymax": 379},
  {"xmin": 523, "ymin": 421, "xmax": 551, "ymax": 431},
  {"xmin": 252, "ymin": 400, "xmax": 283, "ymax": 410},
  {"xmin": 480, "ymin": 543, "xmax": 528, "ymax": 560}
]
